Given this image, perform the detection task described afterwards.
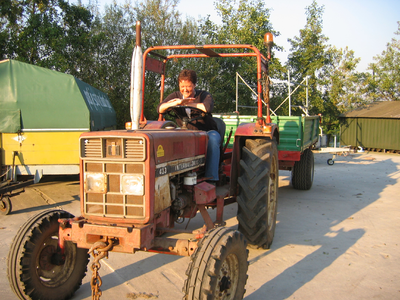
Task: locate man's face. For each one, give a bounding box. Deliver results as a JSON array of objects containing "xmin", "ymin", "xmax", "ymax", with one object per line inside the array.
[{"xmin": 179, "ymin": 79, "xmax": 196, "ymax": 99}]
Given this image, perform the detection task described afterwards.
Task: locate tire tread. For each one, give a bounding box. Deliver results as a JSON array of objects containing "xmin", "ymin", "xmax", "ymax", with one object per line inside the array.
[{"xmin": 237, "ymin": 139, "xmax": 278, "ymax": 249}]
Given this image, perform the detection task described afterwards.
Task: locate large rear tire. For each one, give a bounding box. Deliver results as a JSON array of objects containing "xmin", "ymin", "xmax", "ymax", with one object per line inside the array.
[
  {"xmin": 237, "ymin": 139, "xmax": 279, "ymax": 249},
  {"xmin": 183, "ymin": 227, "xmax": 248, "ymax": 300},
  {"xmin": 291, "ymin": 148, "xmax": 314, "ymax": 190},
  {"xmin": 7, "ymin": 209, "xmax": 89, "ymax": 300}
]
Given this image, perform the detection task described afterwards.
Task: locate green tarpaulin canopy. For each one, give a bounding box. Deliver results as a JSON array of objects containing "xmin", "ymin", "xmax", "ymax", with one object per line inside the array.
[{"xmin": 0, "ymin": 59, "xmax": 116, "ymax": 133}]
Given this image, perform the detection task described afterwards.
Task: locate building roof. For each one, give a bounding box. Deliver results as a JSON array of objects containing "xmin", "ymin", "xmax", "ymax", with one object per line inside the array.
[{"xmin": 340, "ymin": 101, "xmax": 400, "ymax": 119}]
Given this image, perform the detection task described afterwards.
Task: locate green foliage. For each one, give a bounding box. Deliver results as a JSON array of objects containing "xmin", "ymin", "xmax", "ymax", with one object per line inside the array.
[
  {"xmin": 288, "ymin": 1, "xmax": 329, "ymax": 80},
  {"xmin": 286, "ymin": 1, "xmax": 370, "ymax": 140},
  {"xmin": 287, "ymin": 0, "xmax": 329, "ymax": 117},
  {"xmin": 197, "ymin": 0, "xmax": 281, "ymax": 114},
  {"xmin": 368, "ymin": 21, "xmax": 400, "ymax": 101},
  {"xmin": 72, "ymin": 0, "xmax": 204, "ymax": 128},
  {"xmin": 134, "ymin": 0, "xmax": 204, "ymax": 121},
  {"xmin": 1, "ymin": 0, "xmax": 398, "ymax": 132},
  {"xmin": 0, "ymin": 0, "xmax": 93, "ymax": 75},
  {"xmin": 325, "ymin": 46, "xmax": 370, "ymax": 113},
  {"xmin": 84, "ymin": 2, "xmax": 136, "ymax": 128}
]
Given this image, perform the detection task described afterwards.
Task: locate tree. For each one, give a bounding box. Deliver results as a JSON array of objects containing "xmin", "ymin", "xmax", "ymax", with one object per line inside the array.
[
  {"xmin": 319, "ymin": 46, "xmax": 363, "ymax": 137},
  {"xmin": 83, "ymin": 2, "xmax": 137, "ymax": 128},
  {"xmin": 198, "ymin": 0, "xmax": 281, "ymax": 114},
  {"xmin": 85, "ymin": 0, "xmax": 205, "ymax": 128},
  {"xmin": 0, "ymin": 0, "xmax": 93, "ymax": 75},
  {"xmin": 285, "ymin": 1, "xmax": 369, "ymax": 141},
  {"xmin": 325, "ymin": 46, "xmax": 375, "ymax": 111},
  {"xmin": 368, "ymin": 21, "xmax": 400, "ymax": 101},
  {"xmin": 134, "ymin": 0, "xmax": 204, "ymax": 120},
  {"xmin": 286, "ymin": 0, "xmax": 330, "ymax": 117}
]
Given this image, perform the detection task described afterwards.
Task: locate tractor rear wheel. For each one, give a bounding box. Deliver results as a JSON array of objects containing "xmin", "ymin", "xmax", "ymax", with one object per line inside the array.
[
  {"xmin": 291, "ymin": 148, "xmax": 314, "ymax": 190},
  {"xmin": 183, "ymin": 227, "xmax": 248, "ymax": 300},
  {"xmin": 7, "ymin": 209, "xmax": 89, "ymax": 300},
  {"xmin": 237, "ymin": 139, "xmax": 279, "ymax": 249}
]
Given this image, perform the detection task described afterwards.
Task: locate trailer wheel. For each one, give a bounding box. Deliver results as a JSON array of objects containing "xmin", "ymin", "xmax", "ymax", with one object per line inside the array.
[
  {"xmin": 0, "ymin": 195, "xmax": 12, "ymax": 215},
  {"xmin": 327, "ymin": 158, "xmax": 334, "ymax": 165},
  {"xmin": 237, "ymin": 139, "xmax": 279, "ymax": 249},
  {"xmin": 7, "ymin": 209, "xmax": 89, "ymax": 300},
  {"xmin": 291, "ymin": 148, "xmax": 314, "ymax": 190},
  {"xmin": 183, "ymin": 227, "xmax": 248, "ymax": 300}
]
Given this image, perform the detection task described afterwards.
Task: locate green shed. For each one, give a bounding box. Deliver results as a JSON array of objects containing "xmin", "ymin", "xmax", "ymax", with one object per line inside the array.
[{"xmin": 339, "ymin": 101, "xmax": 400, "ymax": 152}]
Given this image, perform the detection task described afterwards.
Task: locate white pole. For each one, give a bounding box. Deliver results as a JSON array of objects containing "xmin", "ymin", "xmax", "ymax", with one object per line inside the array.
[
  {"xmin": 306, "ymin": 76, "xmax": 309, "ymax": 116},
  {"xmin": 288, "ymin": 70, "xmax": 291, "ymax": 116},
  {"xmin": 130, "ymin": 21, "xmax": 143, "ymax": 130},
  {"xmin": 236, "ymin": 72, "xmax": 238, "ymax": 112}
]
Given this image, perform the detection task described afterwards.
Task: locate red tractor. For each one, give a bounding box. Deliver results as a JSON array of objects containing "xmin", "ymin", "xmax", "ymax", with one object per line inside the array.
[{"xmin": 8, "ymin": 22, "xmax": 279, "ymax": 300}]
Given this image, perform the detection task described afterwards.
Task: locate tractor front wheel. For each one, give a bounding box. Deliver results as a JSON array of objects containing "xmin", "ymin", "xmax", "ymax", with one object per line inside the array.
[
  {"xmin": 7, "ymin": 209, "xmax": 89, "ymax": 300},
  {"xmin": 183, "ymin": 227, "xmax": 248, "ymax": 300}
]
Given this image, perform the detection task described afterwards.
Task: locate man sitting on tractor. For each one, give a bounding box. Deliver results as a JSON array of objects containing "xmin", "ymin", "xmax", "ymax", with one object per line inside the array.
[{"xmin": 157, "ymin": 69, "xmax": 221, "ymax": 184}]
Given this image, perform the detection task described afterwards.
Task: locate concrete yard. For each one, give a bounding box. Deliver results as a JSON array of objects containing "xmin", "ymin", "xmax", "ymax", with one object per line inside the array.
[{"xmin": 1, "ymin": 151, "xmax": 399, "ymax": 299}]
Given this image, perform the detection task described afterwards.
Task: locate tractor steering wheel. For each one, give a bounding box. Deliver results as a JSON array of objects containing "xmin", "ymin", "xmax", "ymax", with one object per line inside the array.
[{"xmin": 165, "ymin": 105, "xmax": 206, "ymax": 129}]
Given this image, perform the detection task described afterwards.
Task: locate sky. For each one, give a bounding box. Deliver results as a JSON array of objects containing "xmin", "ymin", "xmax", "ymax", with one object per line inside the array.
[{"xmin": 91, "ymin": 0, "xmax": 399, "ymax": 73}]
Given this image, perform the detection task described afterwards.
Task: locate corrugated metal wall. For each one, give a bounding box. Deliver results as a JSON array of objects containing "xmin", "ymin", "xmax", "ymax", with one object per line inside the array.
[{"xmin": 340, "ymin": 118, "xmax": 400, "ymax": 150}]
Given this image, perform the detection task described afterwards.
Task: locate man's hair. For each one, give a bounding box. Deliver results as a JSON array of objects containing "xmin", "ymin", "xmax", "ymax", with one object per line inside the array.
[{"xmin": 178, "ymin": 69, "xmax": 197, "ymax": 85}]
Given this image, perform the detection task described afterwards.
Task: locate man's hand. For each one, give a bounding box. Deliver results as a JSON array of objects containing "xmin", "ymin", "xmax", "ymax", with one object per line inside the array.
[
  {"xmin": 169, "ymin": 97, "xmax": 195, "ymax": 106},
  {"xmin": 159, "ymin": 97, "xmax": 196, "ymax": 113},
  {"xmin": 181, "ymin": 97, "xmax": 196, "ymax": 104}
]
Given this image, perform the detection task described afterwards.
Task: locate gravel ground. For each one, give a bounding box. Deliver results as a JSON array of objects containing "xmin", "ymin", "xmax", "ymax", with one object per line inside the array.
[{"xmin": 1, "ymin": 151, "xmax": 399, "ymax": 300}]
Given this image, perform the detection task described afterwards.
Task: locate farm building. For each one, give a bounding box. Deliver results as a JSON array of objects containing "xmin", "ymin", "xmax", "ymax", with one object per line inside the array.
[
  {"xmin": 339, "ymin": 101, "xmax": 400, "ymax": 153},
  {"xmin": 0, "ymin": 59, "xmax": 117, "ymax": 177}
]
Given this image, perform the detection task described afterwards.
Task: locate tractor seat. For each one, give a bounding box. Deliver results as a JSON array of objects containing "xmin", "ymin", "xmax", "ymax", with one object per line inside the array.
[
  {"xmin": 213, "ymin": 117, "xmax": 226, "ymax": 147},
  {"xmin": 213, "ymin": 117, "xmax": 227, "ymax": 180}
]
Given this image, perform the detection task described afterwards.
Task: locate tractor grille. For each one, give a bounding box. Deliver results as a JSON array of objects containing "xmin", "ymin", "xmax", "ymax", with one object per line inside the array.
[
  {"xmin": 81, "ymin": 137, "xmax": 145, "ymax": 160},
  {"xmin": 83, "ymin": 139, "xmax": 102, "ymax": 158},
  {"xmin": 125, "ymin": 139, "xmax": 146, "ymax": 160},
  {"xmin": 80, "ymin": 137, "xmax": 146, "ymax": 219}
]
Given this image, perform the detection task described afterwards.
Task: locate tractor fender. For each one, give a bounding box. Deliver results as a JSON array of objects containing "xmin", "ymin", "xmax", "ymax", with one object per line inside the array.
[{"xmin": 234, "ymin": 122, "xmax": 279, "ymax": 143}]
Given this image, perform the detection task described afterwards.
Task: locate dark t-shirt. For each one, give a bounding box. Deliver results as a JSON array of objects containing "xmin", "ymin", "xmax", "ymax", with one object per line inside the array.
[{"xmin": 158, "ymin": 90, "xmax": 218, "ymax": 131}]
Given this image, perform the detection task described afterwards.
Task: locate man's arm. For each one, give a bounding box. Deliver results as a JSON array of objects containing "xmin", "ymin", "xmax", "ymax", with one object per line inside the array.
[
  {"xmin": 185, "ymin": 101, "xmax": 207, "ymax": 112},
  {"xmin": 158, "ymin": 98, "xmax": 186, "ymax": 113},
  {"xmin": 159, "ymin": 97, "xmax": 207, "ymax": 113}
]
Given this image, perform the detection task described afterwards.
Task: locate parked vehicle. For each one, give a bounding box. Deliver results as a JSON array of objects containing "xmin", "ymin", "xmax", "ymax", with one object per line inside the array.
[
  {"xmin": 0, "ymin": 60, "xmax": 116, "ymax": 214},
  {"xmin": 215, "ymin": 114, "xmax": 319, "ymax": 190},
  {"xmin": 8, "ymin": 22, "xmax": 278, "ymax": 300}
]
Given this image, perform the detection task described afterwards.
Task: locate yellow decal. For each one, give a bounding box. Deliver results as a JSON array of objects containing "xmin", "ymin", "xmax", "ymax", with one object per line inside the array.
[{"xmin": 157, "ymin": 145, "xmax": 165, "ymax": 157}]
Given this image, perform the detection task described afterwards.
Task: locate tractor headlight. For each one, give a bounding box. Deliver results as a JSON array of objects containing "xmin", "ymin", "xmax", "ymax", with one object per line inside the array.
[
  {"xmin": 85, "ymin": 173, "xmax": 107, "ymax": 193},
  {"xmin": 121, "ymin": 174, "xmax": 144, "ymax": 195}
]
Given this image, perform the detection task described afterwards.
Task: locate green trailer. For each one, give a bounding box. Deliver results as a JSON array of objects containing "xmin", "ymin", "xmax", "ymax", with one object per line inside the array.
[{"xmin": 214, "ymin": 113, "xmax": 320, "ymax": 190}]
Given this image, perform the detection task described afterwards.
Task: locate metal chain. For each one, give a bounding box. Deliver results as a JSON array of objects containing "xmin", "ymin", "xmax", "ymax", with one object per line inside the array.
[
  {"xmin": 88, "ymin": 240, "xmax": 114, "ymax": 300},
  {"xmin": 90, "ymin": 261, "xmax": 102, "ymax": 300}
]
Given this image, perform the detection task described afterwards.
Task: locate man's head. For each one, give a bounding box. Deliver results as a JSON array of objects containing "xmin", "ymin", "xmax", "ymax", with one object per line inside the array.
[{"xmin": 178, "ymin": 69, "xmax": 197, "ymax": 99}]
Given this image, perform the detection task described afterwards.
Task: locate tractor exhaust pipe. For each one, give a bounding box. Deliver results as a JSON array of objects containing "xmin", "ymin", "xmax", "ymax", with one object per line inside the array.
[{"xmin": 130, "ymin": 21, "xmax": 143, "ymax": 130}]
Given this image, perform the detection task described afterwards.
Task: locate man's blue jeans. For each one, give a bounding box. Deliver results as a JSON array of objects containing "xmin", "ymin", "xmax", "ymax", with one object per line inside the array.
[{"xmin": 205, "ymin": 130, "xmax": 221, "ymax": 181}]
